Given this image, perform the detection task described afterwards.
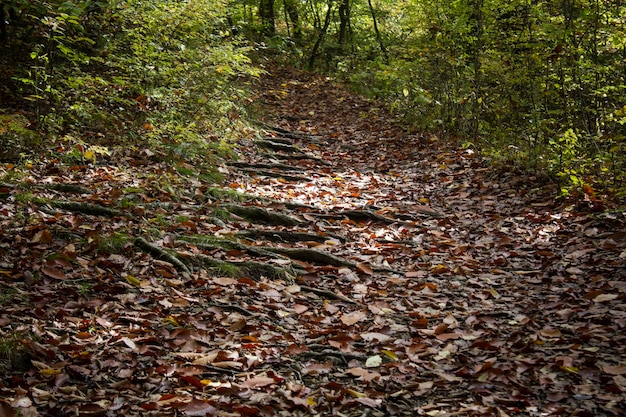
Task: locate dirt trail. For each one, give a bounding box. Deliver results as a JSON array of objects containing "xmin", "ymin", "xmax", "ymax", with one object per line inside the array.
[{"xmin": 0, "ymin": 67, "xmax": 625, "ymax": 416}]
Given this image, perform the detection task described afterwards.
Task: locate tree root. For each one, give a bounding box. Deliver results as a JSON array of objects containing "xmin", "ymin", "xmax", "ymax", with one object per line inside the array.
[
  {"xmin": 237, "ymin": 167, "xmax": 311, "ymax": 182},
  {"xmin": 0, "ymin": 182, "xmax": 91, "ymax": 195},
  {"xmin": 220, "ymin": 204, "xmax": 304, "ymax": 226},
  {"xmin": 256, "ymin": 139, "xmax": 301, "ymax": 153},
  {"xmin": 235, "ymin": 229, "xmax": 340, "ymax": 243},
  {"xmin": 134, "ymin": 237, "xmax": 191, "ymax": 274},
  {"xmin": 45, "ymin": 200, "xmax": 129, "ymax": 218},
  {"xmin": 252, "ymin": 120, "xmax": 325, "ymax": 144},
  {"xmin": 260, "ymin": 151, "xmax": 331, "ymax": 165},
  {"xmin": 294, "ymin": 344, "xmax": 368, "ymax": 364},
  {"xmin": 263, "ymin": 247, "xmax": 354, "ymax": 268},
  {"xmin": 298, "ymin": 285, "xmax": 358, "ymax": 305},
  {"xmin": 228, "ymin": 161, "xmax": 304, "ymax": 172},
  {"xmin": 187, "ymin": 253, "xmax": 296, "ymax": 281},
  {"xmin": 177, "ymin": 235, "xmax": 291, "ymax": 261}
]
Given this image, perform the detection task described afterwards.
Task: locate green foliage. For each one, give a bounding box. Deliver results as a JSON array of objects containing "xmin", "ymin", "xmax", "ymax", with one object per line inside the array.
[
  {"xmin": 0, "ymin": 114, "xmax": 43, "ymax": 161},
  {"xmin": 1, "ymin": 0, "xmax": 260, "ymax": 177},
  {"xmin": 326, "ymin": 0, "xmax": 626, "ymax": 203}
]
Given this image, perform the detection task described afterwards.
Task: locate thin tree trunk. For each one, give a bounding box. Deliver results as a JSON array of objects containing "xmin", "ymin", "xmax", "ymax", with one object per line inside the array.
[
  {"xmin": 367, "ymin": 0, "xmax": 387, "ymax": 61},
  {"xmin": 338, "ymin": 0, "xmax": 351, "ymax": 49},
  {"xmin": 308, "ymin": 0, "xmax": 334, "ymax": 70}
]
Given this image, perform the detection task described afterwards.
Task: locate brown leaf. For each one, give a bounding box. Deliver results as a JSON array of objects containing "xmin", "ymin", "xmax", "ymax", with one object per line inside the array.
[
  {"xmin": 539, "ymin": 328, "xmax": 562, "ymax": 338},
  {"xmin": 593, "ymin": 293, "xmax": 618, "ymax": 303},
  {"xmin": 242, "ymin": 376, "xmax": 275, "ymax": 389},
  {"xmin": 601, "ymin": 364, "xmax": 626, "ymax": 375},
  {"xmin": 356, "ymin": 262, "xmax": 373, "ymax": 275},
  {"xmin": 340, "ymin": 310, "xmax": 367, "ymax": 326},
  {"xmin": 182, "ymin": 399, "xmax": 217, "ymax": 416},
  {"xmin": 302, "ymin": 362, "xmax": 333, "ymax": 375},
  {"xmin": 41, "ymin": 267, "xmax": 66, "ymax": 280}
]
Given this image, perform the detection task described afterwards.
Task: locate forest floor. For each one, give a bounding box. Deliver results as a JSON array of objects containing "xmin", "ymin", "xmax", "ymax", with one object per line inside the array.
[{"xmin": 1, "ymin": 67, "xmax": 625, "ymax": 417}]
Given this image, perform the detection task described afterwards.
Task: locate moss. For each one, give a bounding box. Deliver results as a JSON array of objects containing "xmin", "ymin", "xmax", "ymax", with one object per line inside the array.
[{"xmin": 97, "ymin": 232, "xmax": 131, "ymax": 254}]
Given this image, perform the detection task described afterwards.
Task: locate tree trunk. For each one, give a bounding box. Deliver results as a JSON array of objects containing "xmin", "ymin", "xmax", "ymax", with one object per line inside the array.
[
  {"xmin": 284, "ymin": 0, "xmax": 302, "ymax": 41},
  {"xmin": 338, "ymin": 0, "xmax": 351, "ymax": 50},
  {"xmin": 308, "ymin": 0, "xmax": 334, "ymax": 70},
  {"xmin": 259, "ymin": 0, "xmax": 276, "ymax": 36},
  {"xmin": 367, "ymin": 0, "xmax": 387, "ymax": 61}
]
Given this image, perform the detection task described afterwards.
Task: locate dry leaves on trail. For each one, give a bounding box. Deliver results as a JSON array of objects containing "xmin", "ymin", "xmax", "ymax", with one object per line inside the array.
[{"xmin": 0, "ymin": 67, "xmax": 625, "ymax": 417}]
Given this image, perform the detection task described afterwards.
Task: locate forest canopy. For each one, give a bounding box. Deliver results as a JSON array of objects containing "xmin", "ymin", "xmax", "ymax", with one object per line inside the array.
[{"xmin": 1, "ymin": 0, "xmax": 625, "ymax": 201}]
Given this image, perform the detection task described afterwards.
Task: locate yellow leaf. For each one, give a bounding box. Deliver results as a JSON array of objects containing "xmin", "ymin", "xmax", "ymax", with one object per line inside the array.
[
  {"xmin": 306, "ymin": 397, "xmax": 317, "ymax": 406},
  {"xmin": 381, "ymin": 350, "xmax": 398, "ymax": 361},
  {"xmin": 561, "ymin": 366, "xmax": 579, "ymax": 374},
  {"xmin": 488, "ymin": 288, "xmax": 500, "ymax": 299},
  {"xmin": 40, "ymin": 368, "xmax": 61, "ymax": 376},
  {"xmin": 347, "ymin": 388, "xmax": 367, "ymax": 398},
  {"xmin": 125, "ymin": 275, "xmax": 141, "ymax": 286},
  {"xmin": 83, "ymin": 150, "xmax": 95, "ymax": 161},
  {"xmin": 164, "ymin": 315, "xmax": 181, "ymax": 327}
]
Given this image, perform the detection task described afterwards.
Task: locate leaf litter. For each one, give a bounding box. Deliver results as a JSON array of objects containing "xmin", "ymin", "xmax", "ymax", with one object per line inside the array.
[{"xmin": 0, "ymin": 67, "xmax": 625, "ymax": 416}]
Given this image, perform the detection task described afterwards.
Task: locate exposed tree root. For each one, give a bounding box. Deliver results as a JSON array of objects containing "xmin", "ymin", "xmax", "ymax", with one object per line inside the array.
[
  {"xmin": 228, "ymin": 161, "xmax": 304, "ymax": 172},
  {"xmin": 0, "ymin": 182, "xmax": 91, "ymax": 195},
  {"xmin": 263, "ymin": 247, "xmax": 354, "ymax": 268},
  {"xmin": 220, "ymin": 204, "xmax": 304, "ymax": 226},
  {"xmin": 259, "ymin": 151, "xmax": 331, "ymax": 165},
  {"xmin": 295, "ymin": 344, "xmax": 368, "ymax": 363},
  {"xmin": 187, "ymin": 253, "xmax": 296, "ymax": 281},
  {"xmin": 235, "ymin": 229, "xmax": 340, "ymax": 243},
  {"xmin": 338, "ymin": 209, "xmax": 399, "ymax": 224},
  {"xmin": 134, "ymin": 237, "xmax": 191, "ymax": 274},
  {"xmin": 45, "ymin": 200, "xmax": 129, "ymax": 218},
  {"xmin": 298, "ymin": 284, "xmax": 358, "ymax": 305},
  {"xmin": 253, "ymin": 120, "xmax": 325, "ymax": 143},
  {"xmin": 237, "ymin": 167, "xmax": 311, "ymax": 182},
  {"xmin": 261, "ymin": 136, "xmax": 294, "ymax": 145},
  {"xmin": 256, "ymin": 139, "xmax": 301, "ymax": 153},
  {"xmin": 309, "ymin": 208, "xmax": 444, "ymax": 223},
  {"xmin": 206, "ymin": 301, "xmax": 256, "ymax": 317},
  {"xmin": 176, "ymin": 235, "xmax": 292, "ymax": 261}
]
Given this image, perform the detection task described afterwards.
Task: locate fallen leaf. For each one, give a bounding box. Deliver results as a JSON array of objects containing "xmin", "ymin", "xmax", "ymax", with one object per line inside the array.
[
  {"xmin": 183, "ymin": 399, "xmax": 218, "ymax": 416},
  {"xmin": 356, "ymin": 262, "xmax": 373, "ymax": 275},
  {"xmin": 242, "ymin": 376, "xmax": 275, "ymax": 389},
  {"xmin": 593, "ymin": 293, "xmax": 618, "ymax": 303},
  {"xmin": 601, "ymin": 364, "xmax": 626, "ymax": 375},
  {"xmin": 539, "ymin": 328, "xmax": 562, "ymax": 338},
  {"xmin": 41, "ymin": 267, "xmax": 66, "ymax": 280},
  {"xmin": 341, "ymin": 310, "xmax": 367, "ymax": 326},
  {"xmin": 365, "ymin": 355, "xmax": 382, "ymax": 368}
]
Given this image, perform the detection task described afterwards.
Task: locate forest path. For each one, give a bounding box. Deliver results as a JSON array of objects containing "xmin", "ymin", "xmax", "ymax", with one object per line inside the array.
[{"xmin": 0, "ymin": 67, "xmax": 625, "ymax": 416}]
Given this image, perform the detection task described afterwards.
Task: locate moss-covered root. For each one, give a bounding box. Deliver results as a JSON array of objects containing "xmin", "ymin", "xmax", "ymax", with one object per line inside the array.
[
  {"xmin": 189, "ymin": 253, "xmax": 295, "ymax": 281},
  {"xmin": 46, "ymin": 200, "xmax": 128, "ymax": 217},
  {"xmin": 134, "ymin": 237, "xmax": 191, "ymax": 274}
]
